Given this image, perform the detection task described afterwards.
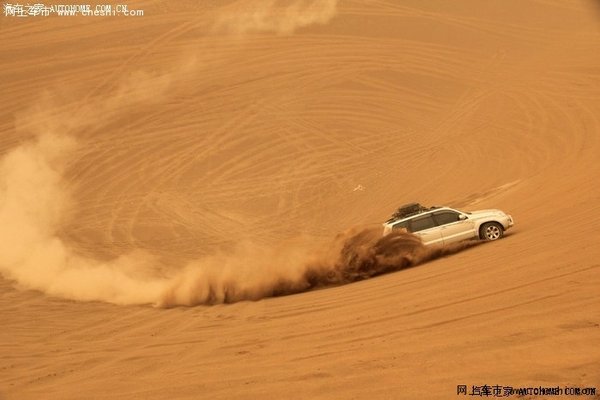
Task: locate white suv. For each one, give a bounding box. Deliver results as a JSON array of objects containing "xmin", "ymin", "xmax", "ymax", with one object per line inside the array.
[{"xmin": 382, "ymin": 204, "xmax": 514, "ymax": 246}]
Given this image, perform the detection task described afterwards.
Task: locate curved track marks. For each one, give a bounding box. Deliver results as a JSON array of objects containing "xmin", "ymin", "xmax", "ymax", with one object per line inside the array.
[{"xmin": 2, "ymin": 0, "xmax": 600, "ymax": 399}]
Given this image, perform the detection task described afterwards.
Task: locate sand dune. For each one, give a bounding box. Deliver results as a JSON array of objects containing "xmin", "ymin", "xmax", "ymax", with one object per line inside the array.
[{"xmin": 1, "ymin": 0, "xmax": 599, "ymax": 398}]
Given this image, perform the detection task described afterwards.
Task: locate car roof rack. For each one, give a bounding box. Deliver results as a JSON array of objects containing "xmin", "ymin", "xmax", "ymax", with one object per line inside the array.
[{"xmin": 386, "ymin": 202, "xmax": 438, "ymax": 223}]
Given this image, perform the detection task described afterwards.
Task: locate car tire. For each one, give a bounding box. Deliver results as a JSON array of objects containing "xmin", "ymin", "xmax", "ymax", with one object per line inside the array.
[{"xmin": 480, "ymin": 222, "xmax": 504, "ymax": 241}]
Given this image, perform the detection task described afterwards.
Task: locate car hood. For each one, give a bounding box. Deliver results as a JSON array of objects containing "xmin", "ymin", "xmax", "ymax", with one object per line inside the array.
[{"xmin": 468, "ymin": 209, "xmax": 507, "ymax": 218}]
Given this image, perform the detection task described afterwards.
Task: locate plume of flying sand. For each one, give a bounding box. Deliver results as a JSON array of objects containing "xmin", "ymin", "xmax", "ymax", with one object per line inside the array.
[
  {"xmin": 0, "ymin": 132, "xmax": 171, "ymax": 304},
  {"xmin": 213, "ymin": 0, "xmax": 338, "ymax": 35},
  {"xmin": 0, "ymin": 132, "xmax": 479, "ymax": 306},
  {"xmin": 0, "ymin": 0, "xmax": 479, "ymax": 306},
  {"xmin": 157, "ymin": 228, "xmax": 481, "ymax": 307},
  {"xmin": 0, "ymin": 64, "xmax": 186, "ymax": 304},
  {"xmin": 0, "ymin": 124, "xmax": 479, "ymax": 307}
]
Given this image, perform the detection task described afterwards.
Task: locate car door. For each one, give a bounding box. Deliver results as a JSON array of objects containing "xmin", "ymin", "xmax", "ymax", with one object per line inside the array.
[
  {"xmin": 407, "ymin": 214, "xmax": 443, "ymax": 245},
  {"xmin": 432, "ymin": 210, "xmax": 476, "ymax": 244}
]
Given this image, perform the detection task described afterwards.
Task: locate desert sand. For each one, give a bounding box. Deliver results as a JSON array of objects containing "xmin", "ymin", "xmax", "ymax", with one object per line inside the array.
[{"xmin": 1, "ymin": 0, "xmax": 599, "ymax": 398}]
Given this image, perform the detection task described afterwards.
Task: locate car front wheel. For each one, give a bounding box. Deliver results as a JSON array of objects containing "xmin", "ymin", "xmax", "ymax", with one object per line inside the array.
[{"xmin": 480, "ymin": 222, "xmax": 504, "ymax": 241}]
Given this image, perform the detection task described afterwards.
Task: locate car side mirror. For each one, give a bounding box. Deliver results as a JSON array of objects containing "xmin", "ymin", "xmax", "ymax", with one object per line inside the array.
[{"xmin": 459, "ymin": 214, "xmax": 468, "ymax": 220}]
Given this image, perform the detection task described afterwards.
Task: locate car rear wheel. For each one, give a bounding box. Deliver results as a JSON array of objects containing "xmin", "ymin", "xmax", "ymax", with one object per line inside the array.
[{"xmin": 480, "ymin": 222, "xmax": 504, "ymax": 241}]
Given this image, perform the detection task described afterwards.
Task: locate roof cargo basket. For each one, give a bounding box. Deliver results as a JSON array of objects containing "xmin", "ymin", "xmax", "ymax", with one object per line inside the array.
[{"xmin": 387, "ymin": 202, "xmax": 430, "ymax": 222}]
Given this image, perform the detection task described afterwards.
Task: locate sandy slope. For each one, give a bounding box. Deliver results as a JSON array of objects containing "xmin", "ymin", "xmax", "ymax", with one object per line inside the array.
[{"xmin": 1, "ymin": 0, "xmax": 600, "ymax": 398}]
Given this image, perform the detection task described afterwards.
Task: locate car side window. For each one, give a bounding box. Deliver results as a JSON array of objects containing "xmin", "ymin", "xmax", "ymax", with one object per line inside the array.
[
  {"xmin": 409, "ymin": 215, "xmax": 436, "ymax": 232},
  {"xmin": 392, "ymin": 220, "xmax": 409, "ymax": 230},
  {"xmin": 432, "ymin": 211, "xmax": 460, "ymax": 226}
]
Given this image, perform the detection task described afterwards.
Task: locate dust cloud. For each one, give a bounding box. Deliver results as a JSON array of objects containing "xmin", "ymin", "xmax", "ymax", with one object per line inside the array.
[
  {"xmin": 0, "ymin": 0, "xmax": 477, "ymax": 307},
  {"xmin": 159, "ymin": 227, "xmax": 481, "ymax": 307},
  {"xmin": 213, "ymin": 0, "xmax": 338, "ymax": 35},
  {"xmin": 0, "ymin": 128, "xmax": 479, "ymax": 307},
  {"xmin": 0, "ymin": 133, "xmax": 171, "ymax": 304},
  {"xmin": 0, "ymin": 65, "xmax": 186, "ymax": 305},
  {"xmin": 305, "ymin": 227, "xmax": 480, "ymax": 287}
]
